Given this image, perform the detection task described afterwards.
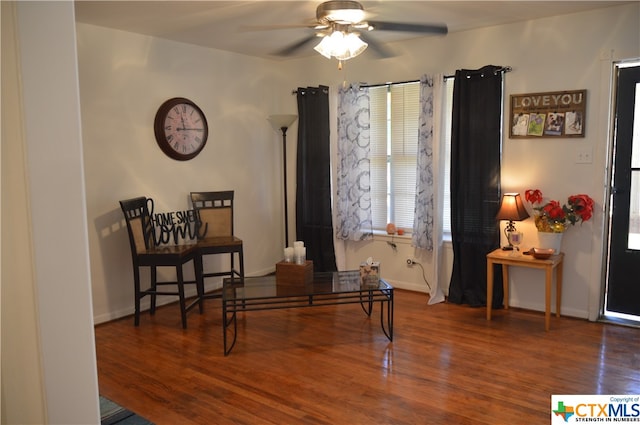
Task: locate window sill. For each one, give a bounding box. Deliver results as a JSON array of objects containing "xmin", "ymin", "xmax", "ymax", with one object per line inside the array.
[
  {"xmin": 372, "ymin": 230, "xmax": 453, "ymax": 245},
  {"xmin": 372, "ymin": 231, "xmax": 413, "ymax": 245}
]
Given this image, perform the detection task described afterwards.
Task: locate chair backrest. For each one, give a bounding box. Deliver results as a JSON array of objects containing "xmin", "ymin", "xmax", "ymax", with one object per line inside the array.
[
  {"xmin": 119, "ymin": 196, "xmax": 156, "ymax": 254},
  {"xmin": 190, "ymin": 191, "xmax": 235, "ymax": 239}
]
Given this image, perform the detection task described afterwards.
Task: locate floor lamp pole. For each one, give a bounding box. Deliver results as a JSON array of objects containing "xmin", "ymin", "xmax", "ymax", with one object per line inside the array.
[
  {"xmin": 268, "ymin": 114, "xmax": 297, "ymax": 248},
  {"xmin": 280, "ymin": 126, "xmax": 289, "ymax": 247}
]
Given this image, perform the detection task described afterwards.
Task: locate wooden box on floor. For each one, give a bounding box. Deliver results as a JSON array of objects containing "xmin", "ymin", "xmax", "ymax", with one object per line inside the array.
[{"xmin": 276, "ymin": 260, "xmax": 313, "ymax": 285}]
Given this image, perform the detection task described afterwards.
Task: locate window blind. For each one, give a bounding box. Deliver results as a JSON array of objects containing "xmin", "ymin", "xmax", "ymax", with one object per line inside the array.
[
  {"xmin": 369, "ymin": 82, "xmax": 419, "ymax": 231},
  {"xmin": 369, "ymin": 87, "xmax": 388, "ymax": 230},
  {"xmin": 390, "ymin": 84, "xmax": 419, "ymax": 229}
]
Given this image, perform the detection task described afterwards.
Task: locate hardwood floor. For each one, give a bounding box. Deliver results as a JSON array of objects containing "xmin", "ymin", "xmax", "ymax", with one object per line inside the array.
[{"xmin": 95, "ymin": 289, "xmax": 640, "ymax": 424}]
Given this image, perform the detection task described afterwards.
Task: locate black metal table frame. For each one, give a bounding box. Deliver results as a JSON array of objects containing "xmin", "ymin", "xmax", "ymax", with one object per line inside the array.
[{"xmin": 222, "ymin": 278, "xmax": 394, "ymax": 356}]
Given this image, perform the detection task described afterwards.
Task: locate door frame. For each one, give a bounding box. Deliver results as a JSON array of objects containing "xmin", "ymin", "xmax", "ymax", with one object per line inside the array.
[{"xmin": 600, "ymin": 58, "xmax": 640, "ymax": 327}]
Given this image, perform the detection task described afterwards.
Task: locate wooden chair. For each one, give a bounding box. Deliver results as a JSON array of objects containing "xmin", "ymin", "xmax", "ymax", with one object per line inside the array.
[
  {"xmin": 190, "ymin": 191, "xmax": 245, "ymax": 302},
  {"xmin": 119, "ymin": 196, "xmax": 202, "ymax": 328}
]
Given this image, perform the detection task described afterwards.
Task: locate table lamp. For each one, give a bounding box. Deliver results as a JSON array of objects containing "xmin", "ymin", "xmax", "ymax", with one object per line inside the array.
[{"xmin": 495, "ymin": 192, "xmax": 530, "ymax": 250}]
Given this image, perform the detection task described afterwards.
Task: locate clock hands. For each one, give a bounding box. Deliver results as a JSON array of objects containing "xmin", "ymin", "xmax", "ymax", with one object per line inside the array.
[{"xmin": 176, "ymin": 110, "xmax": 203, "ymax": 132}]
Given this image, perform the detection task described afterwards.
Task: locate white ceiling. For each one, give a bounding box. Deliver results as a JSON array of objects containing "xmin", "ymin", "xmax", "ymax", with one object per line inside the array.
[{"xmin": 74, "ymin": 1, "xmax": 630, "ymax": 60}]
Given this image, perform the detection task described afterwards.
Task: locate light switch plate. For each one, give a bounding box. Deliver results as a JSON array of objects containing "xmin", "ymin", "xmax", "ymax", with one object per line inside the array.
[{"xmin": 575, "ymin": 147, "xmax": 593, "ymax": 164}]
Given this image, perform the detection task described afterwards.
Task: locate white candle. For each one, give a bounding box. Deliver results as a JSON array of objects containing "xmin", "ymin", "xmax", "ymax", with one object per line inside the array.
[
  {"xmin": 295, "ymin": 246, "xmax": 306, "ymax": 264},
  {"xmin": 294, "ymin": 240, "xmax": 304, "ymax": 249},
  {"xmin": 284, "ymin": 247, "xmax": 294, "ymax": 262}
]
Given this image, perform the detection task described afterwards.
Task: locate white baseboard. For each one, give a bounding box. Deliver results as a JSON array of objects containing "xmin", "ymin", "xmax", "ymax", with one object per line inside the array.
[
  {"xmin": 94, "ymin": 266, "xmax": 278, "ymax": 325},
  {"xmin": 507, "ymin": 300, "xmax": 588, "ymax": 319},
  {"xmin": 386, "ymin": 279, "xmax": 430, "ymax": 294}
]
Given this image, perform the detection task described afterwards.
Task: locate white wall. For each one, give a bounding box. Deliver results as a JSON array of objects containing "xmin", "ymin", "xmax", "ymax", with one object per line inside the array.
[
  {"xmin": 286, "ymin": 3, "xmax": 640, "ymax": 319},
  {"xmin": 1, "ymin": 2, "xmax": 47, "ymax": 423},
  {"xmin": 1, "ymin": 2, "xmax": 100, "ymax": 423},
  {"xmin": 77, "ymin": 24, "xmax": 300, "ymax": 323},
  {"xmin": 77, "ymin": 4, "xmax": 638, "ymax": 324},
  {"xmin": 2, "ymin": 3, "xmax": 636, "ymax": 422}
]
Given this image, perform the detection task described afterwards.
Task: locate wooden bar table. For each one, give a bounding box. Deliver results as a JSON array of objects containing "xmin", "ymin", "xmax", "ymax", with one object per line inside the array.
[{"xmin": 486, "ymin": 248, "xmax": 564, "ymax": 331}]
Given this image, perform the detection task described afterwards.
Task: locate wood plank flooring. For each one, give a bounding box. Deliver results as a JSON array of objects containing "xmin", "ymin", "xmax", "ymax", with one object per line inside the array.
[{"xmin": 95, "ymin": 289, "xmax": 640, "ymax": 424}]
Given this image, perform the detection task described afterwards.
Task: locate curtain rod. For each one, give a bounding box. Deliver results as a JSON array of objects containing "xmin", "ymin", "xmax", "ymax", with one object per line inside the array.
[
  {"xmin": 347, "ymin": 66, "xmax": 514, "ymax": 90},
  {"xmin": 291, "ymin": 86, "xmax": 330, "ymax": 95},
  {"xmin": 290, "ymin": 66, "xmax": 512, "ymax": 93},
  {"xmin": 449, "ymin": 65, "xmax": 512, "ymax": 79},
  {"xmin": 360, "ymin": 78, "xmax": 419, "ymax": 89}
]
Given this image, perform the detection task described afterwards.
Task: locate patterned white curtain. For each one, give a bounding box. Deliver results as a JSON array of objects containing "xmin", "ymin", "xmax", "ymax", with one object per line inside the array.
[
  {"xmin": 412, "ymin": 75, "xmax": 437, "ymax": 250},
  {"xmin": 335, "ymin": 84, "xmax": 373, "ymax": 241},
  {"xmin": 413, "ymin": 74, "xmax": 445, "ymax": 304}
]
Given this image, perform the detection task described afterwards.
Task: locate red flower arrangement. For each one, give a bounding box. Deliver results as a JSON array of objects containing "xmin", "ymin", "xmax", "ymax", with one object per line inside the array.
[{"xmin": 525, "ymin": 189, "xmax": 595, "ymax": 233}]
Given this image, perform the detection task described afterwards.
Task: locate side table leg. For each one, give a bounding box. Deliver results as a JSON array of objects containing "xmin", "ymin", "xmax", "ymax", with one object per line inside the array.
[
  {"xmin": 223, "ymin": 301, "xmax": 237, "ymax": 356},
  {"xmin": 545, "ymin": 265, "xmax": 552, "ymax": 331},
  {"xmin": 556, "ymin": 262, "xmax": 563, "ymax": 318},
  {"xmin": 379, "ymin": 289, "xmax": 394, "ymax": 341},
  {"xmin": 502, "ymin": 265, "xmax": 510, "ymax": 310},
  {"xmin": 487, "ymin": 259, "xmax": 494, "ymax": 320},
  {"xmin": 359, "ymin": 291, "xmax": 373, "ymax": 316}
]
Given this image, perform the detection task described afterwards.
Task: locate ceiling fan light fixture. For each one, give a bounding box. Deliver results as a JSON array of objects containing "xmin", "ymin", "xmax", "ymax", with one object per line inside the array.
[
  {"xmin": 277, "ymin": 0, "xmax": 447, "ymax": 62},
  {"xmin": 314, "ymin": 30, "xmax": 367, "ymax": 61},
  {"xmin": 317, "ymin": 1, "xmax": 366, "ymax": 25},
  {"xmin": 352, "ymin": 22, "xmax": 370, "ymax": 30},
  {"xmin": 314, "ymin": 31, "xmax": 341, "ymax": 58},
  {"xmin": 338, "ymin": 32, "xmax": 367, "ymax": 59},
  {"xmin": 326, "ymin": 9, "xmax": 365, "ymax": 24}
]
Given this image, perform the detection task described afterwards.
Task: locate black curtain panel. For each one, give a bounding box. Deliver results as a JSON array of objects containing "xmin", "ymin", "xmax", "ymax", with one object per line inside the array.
[
  {"xmin": 296, "ymin": 86, "xmax": 337, "ymax": 272},
  {"xmin": 448, "ymin": 65, "xmax": 504, "ymax": 308}
]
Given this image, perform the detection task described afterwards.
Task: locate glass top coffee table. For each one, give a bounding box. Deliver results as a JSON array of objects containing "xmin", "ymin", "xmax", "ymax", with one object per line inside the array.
[{"xmin": 222, "ymin": 270, "xmax": 394, "ymax": 355}]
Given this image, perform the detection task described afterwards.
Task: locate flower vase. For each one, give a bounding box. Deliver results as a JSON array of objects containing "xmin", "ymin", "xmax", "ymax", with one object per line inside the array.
[{"xmin": 537, "ymin": 231, "xmax": 563, "ymax": 254}]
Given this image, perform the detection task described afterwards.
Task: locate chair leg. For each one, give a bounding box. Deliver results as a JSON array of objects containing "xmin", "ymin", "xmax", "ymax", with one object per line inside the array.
[
  {"xmin": 230, "ymin": 252, "xmax": 237, "ymax": 282},
  {"xmin": 177, "ymin": 265, "xmax": 187, "ymax": 329},
  {"xmin": 239, "ymin": 249, "xmax": 245, "ymax": 281},
  {"xmin": 194, "ymin": 255, "xmax": 204, "ymax": 314},
  {"xmin": 133, "ymin": 267, "xmax": 141, "ymax": 326},
  {"xmin": 150, "ymin": 266, "xmax": 157, "ymax": 315}
]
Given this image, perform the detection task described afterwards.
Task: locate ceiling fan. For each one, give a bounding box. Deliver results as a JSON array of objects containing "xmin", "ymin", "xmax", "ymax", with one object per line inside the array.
[{"xmin": 263, "ymin": 0, "xmax": 448, "ymax": 63}]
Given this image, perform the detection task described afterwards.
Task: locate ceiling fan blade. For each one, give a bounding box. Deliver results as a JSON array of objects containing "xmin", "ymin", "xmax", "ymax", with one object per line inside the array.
[
  {"xmin": 273, "ymin": 34, "xmax": 319, "ymax": 56},
  {"xmin": 359, "ymin": 33, "xmax": 395, "ymax": 59},
  {"xmin": 241, "ymin": 23, "xmax": 323, "ymax": 32},
  {"xmin": 367, "ymin": 21, "xmax": 448, "ymax": 35}
]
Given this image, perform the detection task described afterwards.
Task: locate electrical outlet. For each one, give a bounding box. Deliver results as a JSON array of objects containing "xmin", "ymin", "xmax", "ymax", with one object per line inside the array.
[
  {"xmin": 575, "ymin": 147, "xmax": 593, "ymax": 164},
  {"xmin": 406, "ymin": 258, "xmax": 416, "ymax": 266}
]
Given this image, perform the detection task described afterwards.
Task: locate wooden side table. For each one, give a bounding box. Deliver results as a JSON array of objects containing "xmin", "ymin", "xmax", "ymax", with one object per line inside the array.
[{"xmin": 486, "ymin": 248, "xmax": 564, "ymax": 331}]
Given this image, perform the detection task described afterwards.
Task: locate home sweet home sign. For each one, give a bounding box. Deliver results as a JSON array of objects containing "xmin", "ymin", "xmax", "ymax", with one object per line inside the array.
[
  {"xmin": 147, "ymin": 198, "xmax": 205, "ymax": 245},
  {"xmin": 509, "ymin": 89, "xmax": 586, "ymax": 138}
]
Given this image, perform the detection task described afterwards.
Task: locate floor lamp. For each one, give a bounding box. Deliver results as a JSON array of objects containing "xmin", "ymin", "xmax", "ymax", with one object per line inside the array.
[{"xmin": 268, "ymin": 114, "xmax": 298, "ymax": 247}]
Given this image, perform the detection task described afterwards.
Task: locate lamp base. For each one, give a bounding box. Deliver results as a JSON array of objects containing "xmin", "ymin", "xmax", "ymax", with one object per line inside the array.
[{"xmin": 502, "ymin": 221, "xmax": 516, "ymax": 251}]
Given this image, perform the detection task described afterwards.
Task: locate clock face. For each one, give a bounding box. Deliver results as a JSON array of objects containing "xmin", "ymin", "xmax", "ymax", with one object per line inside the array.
[{"xmin": 154, "ymin": 97, "xmax": 208, "ymax": 160}]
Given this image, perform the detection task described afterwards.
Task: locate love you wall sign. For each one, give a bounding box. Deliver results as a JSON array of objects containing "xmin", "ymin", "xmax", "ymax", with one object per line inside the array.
[{"xmin": 510, "ymin": 89, "xmax": 586, "ymax": 138}]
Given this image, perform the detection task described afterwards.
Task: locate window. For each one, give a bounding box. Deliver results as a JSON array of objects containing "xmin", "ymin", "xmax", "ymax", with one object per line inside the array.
[
  {"xmin": 442, "ymin": 77, "xmax": 454, "ymax": 236},
  {"xmin": 369, "ymin": 82, "xmax": 419, "ymax": 232},
  {"xmin": 368, "ymin": 78, "xmax": 455, "ymax": 236}
]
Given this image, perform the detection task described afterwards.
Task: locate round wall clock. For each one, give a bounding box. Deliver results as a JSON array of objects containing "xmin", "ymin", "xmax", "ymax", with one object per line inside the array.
[{"xmin": 154, "ymin": 97, "xmax": 208, "ymax": 161}]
